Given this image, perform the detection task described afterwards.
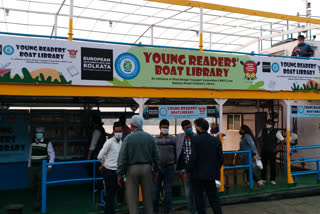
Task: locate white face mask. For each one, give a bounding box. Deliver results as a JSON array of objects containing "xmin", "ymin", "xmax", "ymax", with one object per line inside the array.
[
  {"xmin": 266, "ymin": 124, "xmax": 272, "ymax": 129},
  {"xmin": 114, "ymin": 132, "xmax": 123, "ymax": 140},
  {"xmin": 161, "ymin": 128, "xmax": 169, "ymax": 135}
]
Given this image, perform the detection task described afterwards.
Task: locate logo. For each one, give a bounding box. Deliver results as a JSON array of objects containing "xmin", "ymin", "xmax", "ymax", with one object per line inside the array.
[
  {"xmin": 0, "ymin": 45, "xmax": 2, "ymax": 55},
  {"xmin": 160, "ymin": 108, "xmax": 168, "ymax": 117},
  {"xmin": 291, "ymin": 106, "xmax": 298, "ymax": 114},
  {"xmin": 240, "ymin": 61, "xmax": 260, "ymax": 80},
  {"xmin": 199, "ymin": 107, "xmax": 205, "ymax": 114},
  {"xmin": 68, "ymin": 49, "xmax": 78, "ymax": 58},
  {"xmin": 272, "ymin": 62, "xmax": 280, "ymax": 73},
  {"xmin": 298, "ymin": 106, "xmax": 305, "ymax": 114},
  {"xmin": 115, "ymin": 53, "xmax": 140, "ymax": 80},
  {"xmin": 262, "ymin": 62, "xmax": 271, "ymax": 72},
  {"xmin": 3, "ymin": 45, "xmax": 14, "ymax": 55}
]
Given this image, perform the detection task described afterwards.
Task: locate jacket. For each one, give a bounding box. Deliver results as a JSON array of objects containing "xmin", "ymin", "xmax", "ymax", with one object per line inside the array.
[
  {"xmin": 175, "ymin": 132, "xmax": 195, "ymax": 170},
  {"xmin": 155, "ymin": 135, "xmax": 176, "ymax": 167},
  {"xmin": 240, "ymin": 133, "xmax": 258, "ymax": 165},
  {"xmin": 187, "ymin": 132, "xmax": 224, "ymax": 181}
]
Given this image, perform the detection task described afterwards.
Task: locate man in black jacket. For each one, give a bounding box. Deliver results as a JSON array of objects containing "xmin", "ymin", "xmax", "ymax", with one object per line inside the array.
[{"xmin": 187, "ymin": 118, "xmax": 224, "ymax": 214}]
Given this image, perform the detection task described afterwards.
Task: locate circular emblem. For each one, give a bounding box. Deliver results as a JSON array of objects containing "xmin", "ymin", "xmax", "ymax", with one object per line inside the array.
[
  {"xmin": 115, "ymin": 53, "xmax": 140, "ymax": 80},
  {"xmin": 298, "ymin": 106, "xmax": 305, "ymax": 114},
  {"xmin": 272, "ymin": 62, "xmax": 280, "ymax": 73},
  {"xmin": 3, "ymin": 45, "xmax": 14, "ymax": 55},
  {"xmin": 159, "ymin": 108, "xmax": 168, "ymax": 117}
]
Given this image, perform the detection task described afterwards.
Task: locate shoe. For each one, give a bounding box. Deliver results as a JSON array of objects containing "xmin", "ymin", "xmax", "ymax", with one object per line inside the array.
[
  {"xmin": 270, "ymin": 180, "xmax": 277, "ymax": 185},
  {"xmin": 257, "ymin": 180, "xmax": 264, "ymax": 187},
  {"xmin": 261, "ymin": 180, "xmax": 267, "ymax": 183}
]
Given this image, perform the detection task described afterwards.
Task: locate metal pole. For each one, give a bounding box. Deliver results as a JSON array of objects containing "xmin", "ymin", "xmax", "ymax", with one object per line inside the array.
[
  {"xmin": 54, "ymin": 15, "xmax": 58, "ymax": 37},
  {"xmin": 68, "ymin": 0, "xmax": 74, "ymax": 40},
  {"xmin": 270, "ymin": 24, "xmax": 272, "ymax": 47},
  {"xmin": 283, "ymin": 100, "xmax": 294, "ymax": 184},
  {"xmin": 287, "ymin": 20, "xmax": 289, "ymax": 39},
  {"xmin": 41, "ymin": 160, "xmax": 47, "ymax": 213},
  {"xmin": 199, "ymin": 7, "xmax": 203, "ymax": 51},
  {"xmin": 133, "ymin": 98, "xmax": 149, "ymax": 117},
  {"xmin": 151, "ymin": 25, "xmax": 154, "ymax": 45},
  {"xmin": 248, "ymin": 150, "xmax": 253, "ymax": 189},
  {"xmin": 92, "ymin": 160, "xmax": 96, "ymax": 207},
  {"xmin": 209, "ymin": 32, "xmax": 212, "ymax": 50}
]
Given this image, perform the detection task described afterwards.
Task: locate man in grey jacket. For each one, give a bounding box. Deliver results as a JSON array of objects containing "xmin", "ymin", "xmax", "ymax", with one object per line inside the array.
[
  {"xmin": 117, "ymin": 115, "xmax": 160, "ymax": 214},
  {"xmin": 153, "ymin": 119, "xmax": 176, "ymax": 214}
]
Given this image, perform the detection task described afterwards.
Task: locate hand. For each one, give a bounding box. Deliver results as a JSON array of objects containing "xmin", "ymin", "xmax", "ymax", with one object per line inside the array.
[
  {"xmin": 183, "ymin": 173, "xmax": 188, "ymax": 181},
  {"xmin": 252, "ymin": 155, "xmax": 258, "ymax": 160},
  {"xmin": 152, "ymin": 172, "xmax": 158, "ymax": 182},
  {"xmin": 47, "ymin": 167, "xmax": 51, "ymax": 173},
  {"xmin": 117, "ymin": 176, "xmax": 124, "ymax": 188},
  {"xmin": 98, "ymin": 165, "xmax": 104, "ymax": 171}
]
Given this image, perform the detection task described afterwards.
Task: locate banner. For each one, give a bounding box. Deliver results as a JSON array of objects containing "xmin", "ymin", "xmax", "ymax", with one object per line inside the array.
[
  {"xmin": 143, "ymin": 105, "xmax": 219, "ymax": 119},
  {"xmin": 0, "ymin": 110, "xmax": 29, "ymax": 163},
  {"xmin": 0, "ymin": 36, "xmax": 320, "ymax": 92},
  {"xmin": 291, "ymin": 105, "xmax": 320, "ymax": 117}
]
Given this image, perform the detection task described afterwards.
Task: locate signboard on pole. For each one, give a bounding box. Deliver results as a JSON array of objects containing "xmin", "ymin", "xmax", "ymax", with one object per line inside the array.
[{"xmin": 291, "ymin": 105, "xmax": 320, "ymax": 117}]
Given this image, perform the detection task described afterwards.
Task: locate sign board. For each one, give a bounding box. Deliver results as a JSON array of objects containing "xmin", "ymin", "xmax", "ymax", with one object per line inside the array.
[
  {"xmin": 0, "ymin": 36, "xmax": 320, "ymax": 92},
  {"xmin": 0, "ymin": 110, "xmax": 29, "ymax": 163},
  {"xmin": 143, "ymin": 105, "xmax": 219, "ymax": 119},
  {"xmin": 291, "ymin": 105, "xmax": 320, "ymax": 117}
]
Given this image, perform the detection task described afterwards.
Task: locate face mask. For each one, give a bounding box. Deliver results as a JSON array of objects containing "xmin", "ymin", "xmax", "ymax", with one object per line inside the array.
[
  {"xmin": 36, "ymin": 133, "xmax": 44, "ymax": 140},
  {"xmin": 161, "ymin": 128, "xmax": 169, "ymax": 135},
  {"xmin": 196, "ymin": 129, "xmax": 202, "ymax": 135},
  {"xmin": 239, "ymin": 131, "xmax": 244, "ymax": 135},
  {"xmin": 298, "ymin": 41, "xmax": 304, "ymax": 45},
  {"xmin": 114, "ymin": 132, "xmax": 123, "ymax": 140},
  {"xmin": 184, "ymin": 128, "xmax": 193, "ymax": 135},
  {"xmin": 266, "ymin": 124, "xmax": 272, "ymax": 129}
]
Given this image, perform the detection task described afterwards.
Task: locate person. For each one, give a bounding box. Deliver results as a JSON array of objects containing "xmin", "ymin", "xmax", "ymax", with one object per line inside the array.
[
  {"xmin": 291, "ymin": 35, "xmax": 314, "ymax": 57},
  {"xmin": 153, "ymin": 119, "xmax": 176, "ymax": 214},
  {"xmin": 187, "ymin": 118, "xmax": 224, "ymax": 214},
  {"xmin": 210, "ymin": 123, "xmax": 226, "ymax": 140},
  {"xmin": 28, "ymin": 127, "xmax": 55, "ymax": 212},
  {"xmin": 117, "ymin": 115, "xmax": 160, "ymax": 214},
  {"xmin": 239, "ymin": 125, "xmax": 264, "ymax": 187},
  {"xmin": 98, "ymin": 122, "xmax": 123, "ymax": 214},
  {"xmin": 118, "ymin": 115, "xmax": 131, "ymax": 139},
  {"xmin": 258, "ymin": 119, "xmax": 284, "ymax": 185}
]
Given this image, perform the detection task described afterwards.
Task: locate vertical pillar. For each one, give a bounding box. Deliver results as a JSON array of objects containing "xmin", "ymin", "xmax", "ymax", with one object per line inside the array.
[
  {"xmin": 287, "ymin": 20, "xmax": 289, "ymax": 39},
  {"xmin": 209, "ymin": 32, "xmax": 212, "ymax": 50},
  {"xmin": 214, "ymin": 99, "xmax": 227, "ymax": 192},
  {"xmin": 151, "ymin": 25, "xmax": 154, "ymax": 45},
  {"xmin": 68, "ymin": 0, "xmax": 74, "ymax": 41},
  {"xmin": 283, "ymin": 100, "xmax": 294, "ymax": 184},
  {"xmin": 270, "ymin": 24, "xmax": 272, "ymax": 47},
  {"xmin": 199, "ymin": 7, "xmax": 203, "ymax": 51},
  {"xmin": 133, "ymin": 98, "xmax": 149, "ymax": 117},
  {"xmin": 260, "ymin": 26, "xmax": 263, "ymax": 51},
  {"xmin": 41, "ymin": 160, "xmax": 47, "ymax": 213},
  {"xmin": 54, "ymin": 14, "xmax": 58, "ymax": 37}
]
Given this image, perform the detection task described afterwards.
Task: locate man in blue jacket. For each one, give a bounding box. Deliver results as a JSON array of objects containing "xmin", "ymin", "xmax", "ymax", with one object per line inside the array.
[{"xmin": 187, "ymin": 118, "xmax": 224, "ymax": 214}]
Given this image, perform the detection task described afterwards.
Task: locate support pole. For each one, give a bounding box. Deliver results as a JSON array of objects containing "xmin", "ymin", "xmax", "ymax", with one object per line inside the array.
[
  {"xmin": 151, "ymin": 25, "xmax": 154, "ymax": 45},
  {"xmin": 41, "ymin": 160, "xmax": 47, "ymax": 213},
  {"xmin": 283, "ymin": 100, "xmax": 294, "ymax": 184},
  {"xmin": 54, "ymin": 15, "xmax": 58, "ymax": 37},
  {"xmin": 214, "ymin": 98, "xmax": 227, "ymax": 192},
  {"xmin": 68, "ymin": 0, "xmax": 74, "ymax": 41},
  {"xmin": 199, "ymin": 7, "xmax": 203, "ymax": 51},
  {"xmin": 209, "ymin": 32, "xmax": 212, "ymax": 50},
  {"xmin": 133, "ymin": 98, "xmax": 149, "ymax": 117}
]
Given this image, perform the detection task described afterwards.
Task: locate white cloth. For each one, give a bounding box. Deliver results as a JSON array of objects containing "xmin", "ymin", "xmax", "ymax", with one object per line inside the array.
[
  {"xmin": 97, "ymin": 137, "xmax": 122, "ymax": 170},
  {"xmin": 28, "ymin": 140, "xmax": 55, "ymax": 168},
  {"xmin": 89, "ymin": 129, "xmax": 101, "ymax": 151},
  {"xmin": 257, "ymin": 130, "xmax": 284, "ymax": 141}
]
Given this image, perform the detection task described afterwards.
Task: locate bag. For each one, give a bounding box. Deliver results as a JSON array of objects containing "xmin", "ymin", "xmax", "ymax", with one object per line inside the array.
[
  {"xmin": 254, "ymin": 159, "xmax": 263, "ymax": 170},
  {"xmin": 215, "ymin": 180, "xmax": 222, "ymax": 189}
]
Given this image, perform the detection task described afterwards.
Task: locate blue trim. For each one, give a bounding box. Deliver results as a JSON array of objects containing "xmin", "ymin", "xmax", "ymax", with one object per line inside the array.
[
  {"xmin": 1, "ymin": 31, "xmax": 320, "ymax": 61},
  {"xmin": 47, "ymin": 177, "xmax": 103, "ymax": 185},
  {"xmin": 291, "ymin": 156, "xmax": 320, "ymax": 161},
  {"xmin": 224, "ymin": 165, "xmax": 250, "ymax": 169},
  {"xmin": 42, "ymin": 160, "xmax": 47, "ymax": 214}
]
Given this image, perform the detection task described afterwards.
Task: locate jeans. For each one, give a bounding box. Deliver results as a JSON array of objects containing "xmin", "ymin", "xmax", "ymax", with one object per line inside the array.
[
  {"xmin": 261, "ymin": 151, "xmax": 276, "ymax": 181},
  {"xmin": 102, "ymin": 168, "xmax": 118, "ymax": 214},
  {"xmin": 184, "ymin": 173, "xmax": 208, "ymax": 214},
  {"xmin": 153, "ymin": 165, "xmax": 175, "ymax": 213}
]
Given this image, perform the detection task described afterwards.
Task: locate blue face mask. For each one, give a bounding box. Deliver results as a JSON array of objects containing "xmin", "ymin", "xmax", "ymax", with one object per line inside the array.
[
  {"xmin": 184, "ymin": 128, "xmax": 193, "ymax": 135},
  {"xmin": 36, "ymin": 133, "xmax": 44, "ymax": 140}
]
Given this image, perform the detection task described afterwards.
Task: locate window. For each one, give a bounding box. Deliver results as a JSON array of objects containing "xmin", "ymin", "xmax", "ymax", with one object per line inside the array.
[{"xmin": 227, "ymin": 114, "xmax": 242, "ymax": 130}]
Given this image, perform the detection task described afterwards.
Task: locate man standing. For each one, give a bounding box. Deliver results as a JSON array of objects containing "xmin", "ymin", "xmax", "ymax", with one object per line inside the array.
[
  {"xmin": 187, "ymin": 118, "xmax": 223, "ymax": 214},
  {"xmin": 98, "ymin": 122, "xmax": 123, "ymax": 214},
  {"xmin": 118, "ymin": 115, "xmax": 131, "ymax": 139},
  {"xmin": 117, "ymin": 115, "xmax": 160, "ymax": 214},
  {"xmin": 28, "ymin": 127, "xmax": 55, "ymax": 212},
  {"xmin": 291, "ymin": 35, "xmax": 314, "ymax": 57},
  {"xmin": 176, "ymin": 120, "xmax": 198, "ymax": 214},
  {"xmin": 259, "ymin": 119, "xmax": 284, "ymax": 185},
  {"xmin": 153, "ymin": 119, "xmax": 176, "ymax": 214}
]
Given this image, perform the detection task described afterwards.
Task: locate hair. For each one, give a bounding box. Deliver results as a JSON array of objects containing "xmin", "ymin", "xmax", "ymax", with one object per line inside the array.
[
  {"xmin": 240, "ymin": 125, "xmax": 255, "ymax": 142},
  {"xmin": 159, "ymin": 119, "xmax": 169, "ymax": 127},
  {"xmin": 298, "ymin": 35, "xmax": 305, "ymax": 40},
  {"xmin": 181, "ymin": 120, "xmax": 191, "ymax": 128},
  {"xmin": 266, "ymin": 119, "xmax": 273, "ymax": 125},
  {"xmin": 113, "ymin": 121, "xmax": 122, "ymax": 129},
  {"xmin": 119, "ymin": 115, "xmax": 126, "ymax": 125},
  {"xmin": 92, "ymin": 115, "xmax": 103, "ymax": 126},
  {"xmin": 194, "ymin": 118, "xmax": 209, "ymax": 131}
]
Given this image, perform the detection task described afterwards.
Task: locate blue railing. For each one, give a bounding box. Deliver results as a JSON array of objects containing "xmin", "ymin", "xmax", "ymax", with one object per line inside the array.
[
  {"xmin": 41, "ymin": 159, "xmax": 103, "ymax": 214},
  {"xmin": 223, "ymin": 150, "xmax": 253, "ymax": 189}
]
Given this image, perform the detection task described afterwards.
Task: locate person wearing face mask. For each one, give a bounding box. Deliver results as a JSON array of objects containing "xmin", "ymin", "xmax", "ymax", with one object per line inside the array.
[
  {"xmin": 28, "ymin": 127, "xmax": 55, "ymax": 212},
  {"xmin": 153, "ymin": 119, "xmax": 176, "ymax": 214},
  {"xmin": 257, "ymin": 119, "xmax": 284, "ymax": 185},
  {"xmin": 291, "ymin": 35, "xmax": 314, "ymax": 57},
  {"xmin": 98, "ymin": 122, "xmax": 123, "ymax": 214}
]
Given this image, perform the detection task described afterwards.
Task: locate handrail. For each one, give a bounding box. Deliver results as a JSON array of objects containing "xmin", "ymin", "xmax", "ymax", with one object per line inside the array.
[{"xmin": 291, "ymin": 156, "xmax": 320, "ymax": 161}]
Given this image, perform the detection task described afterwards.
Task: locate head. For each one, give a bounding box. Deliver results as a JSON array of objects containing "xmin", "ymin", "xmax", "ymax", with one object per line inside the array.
[
  {"xmin": 181, "ymin": 120, "xmax": 193, "ymax": 135},
  {"xmin": 210, "ymin": 122, "xmax": 219, "ymax": 134},
  {"xmin": 266, "ymin": 119, "xmax": 273, "ymax": 129},
  {"xmin": 113, "ymin": 122, "xmax": 123, "ymax": 140},
  {"xmin": 194, "ymin": 118, "xmax": 209, "ymax": 134},
  {"xmin": 35, "ymin": 127, "xmax": 45, "ymax": 140},
  {"xmin": 297, "ymin": 35, "xmax": 305, "ymax": 45},
  {"xmin": 92, "ymin": 116, "xmax": 103, "ymax": 127},
  {"xmin": 159, "ymin": 119, "xmax": 169, "ymax": 135},
  {"xmin": 119, "ymin": 115, "xmax": 126, "ymax": 125},
  {"xmin": 130, "ymin": 115, "xmax": 144, "ymax": 131},
  {"xmin": 239, "ymin": 125, "xmax": 255, "ymax": 140}
]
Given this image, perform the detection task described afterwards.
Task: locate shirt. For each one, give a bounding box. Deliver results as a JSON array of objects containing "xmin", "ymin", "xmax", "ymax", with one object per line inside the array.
[
  {"xmin": 97, "ymin": 137, "xmax": 122, "ymax": 170},
  {"xmin": 183, "ymin": 138, "xmax": 192, "ymax": 164},
  {"xmin": 292, "ymin": 43, "xmax": 314, "ymax": 57},
  {"xmin": 89, "ymin": 129, "xmax": 102, "ymax": 151},
  {"xmin": 28, "ymin": 139, "xmax": 55, "ymax": 168},
  {"xmin": 258, "ymin": 130, "xmax": 284, "ymax": 141}
]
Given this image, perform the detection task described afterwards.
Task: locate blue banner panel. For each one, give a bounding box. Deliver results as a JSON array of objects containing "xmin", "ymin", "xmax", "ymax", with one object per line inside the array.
[{"xmin": 291, "ymin": 105, "xmax": 320, "ymax": 118}]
